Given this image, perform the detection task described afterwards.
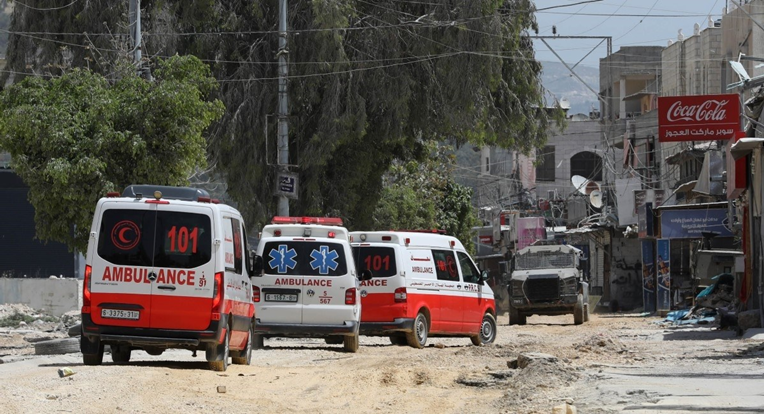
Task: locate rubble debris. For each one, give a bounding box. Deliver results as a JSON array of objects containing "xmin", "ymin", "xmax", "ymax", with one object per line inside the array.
[
  {"xmin": 552, "ymin": 402, "xmax": 577, "ymax": 414},
  {"xmin": 217, "ymin": 386, "xmax": 226, "ymax": 393},
  {"xmin": 738, "ymin": 310, "xmax": 760, "ymax": 332}
]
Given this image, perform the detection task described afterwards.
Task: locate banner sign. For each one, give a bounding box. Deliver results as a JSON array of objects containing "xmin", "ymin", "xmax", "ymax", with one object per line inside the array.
[
  {"xmin": 641, "ymin": 240, "xmax": 656, "ymax": 312},
  {"xmin": 658, "ymin": 94, "xmax": 740, "ymax": 142},
  {"xmin": 656, "ymin": 239, "xmax": 671, "ymax": 312},
  {"xmin": 660, "ymin": 208, "xmax": 733, "ymax": 239}
]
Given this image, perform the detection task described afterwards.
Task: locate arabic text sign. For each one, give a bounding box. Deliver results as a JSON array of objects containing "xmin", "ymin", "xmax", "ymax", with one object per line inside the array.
[
  {"xmin": 660, "ymin": 208, "xmax": 733, "ymax": 239},
  {"xmin": 658, "ymin": 94, "xmax": 740, "ymax": 142}
]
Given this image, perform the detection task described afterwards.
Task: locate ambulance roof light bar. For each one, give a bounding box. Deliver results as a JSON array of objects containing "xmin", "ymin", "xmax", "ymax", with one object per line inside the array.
[
  {"xmin": 392, "ymin": 229, "xmax": 447, "ymax": 235},
  {"xmin": 271, "ymin": 216, "xmax": 344, "ymax": 226}
]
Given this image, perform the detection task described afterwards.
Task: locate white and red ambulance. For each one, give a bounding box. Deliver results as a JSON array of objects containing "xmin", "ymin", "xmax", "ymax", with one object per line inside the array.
[
  {"xmin": 80, "ymin": 185, "xmax": 255, "ymax": 371},
  {"xmin": 350, "ymin": 231, "xmax": 496, "ymax": 348},
  {"xmin": 251, "ymin": 217, "xmax": 368, "ymax": 352}
]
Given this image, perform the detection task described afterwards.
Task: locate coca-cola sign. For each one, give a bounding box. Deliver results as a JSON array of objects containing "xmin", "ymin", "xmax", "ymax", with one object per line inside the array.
[{"xmin": 658, "ymin": 94, "xmax": 740, "ymax": 142}]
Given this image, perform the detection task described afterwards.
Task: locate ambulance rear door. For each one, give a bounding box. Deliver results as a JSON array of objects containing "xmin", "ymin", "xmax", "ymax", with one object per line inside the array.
[{"xmin": 147, "ymin": 204, "xmax": 216, "ymax": 330}]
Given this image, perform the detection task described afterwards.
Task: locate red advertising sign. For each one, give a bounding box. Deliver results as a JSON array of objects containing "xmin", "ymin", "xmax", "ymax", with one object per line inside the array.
[{"xmin": 658, "ymin": 94, "xmax": 740, "ymax": 142}]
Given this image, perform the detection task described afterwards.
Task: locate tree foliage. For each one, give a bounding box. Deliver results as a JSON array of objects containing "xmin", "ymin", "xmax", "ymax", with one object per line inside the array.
[
  {"xmin": 1, "ymin": 0, "xmax": 563, "ymax": 235},
  {"xmin": 374, "ymin": 142, "xmax": 480, "ymax": 253},
  {"xmin": 0, "ymin": 55, "xmax": 224, "ymax": 251}
]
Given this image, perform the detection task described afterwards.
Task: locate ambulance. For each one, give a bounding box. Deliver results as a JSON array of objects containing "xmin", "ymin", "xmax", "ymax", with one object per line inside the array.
[
  {"xmin": 349, "ymin": 231, "xmax": 497, "ymax": 348},
  {"xmin": 251, "ymin": 217, "xmax": 368, "ymax": 352},
  {"xmin": 80, "ymin": 185, "xmax": 255, "ymax": 371}
]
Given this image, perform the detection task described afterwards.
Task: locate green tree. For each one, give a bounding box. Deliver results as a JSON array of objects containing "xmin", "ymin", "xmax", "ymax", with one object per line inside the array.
[
  {"xmin": 374, "ymin": 142, "xmax": 480, "ymax": 253},
  {"xmin": 0, "ymin": 55, "xmax": 225, "ymax": 252},
  {"xmin": 1, "ymin": 0, "xmax": 564, "ymax": 232}
]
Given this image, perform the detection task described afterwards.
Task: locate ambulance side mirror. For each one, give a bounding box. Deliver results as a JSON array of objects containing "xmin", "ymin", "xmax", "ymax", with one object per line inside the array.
[
  {"xmin": 480, "ymin": 270, "xmax": 490, "ymax": 282},
  {"xmin": 250, "ymin": 252, "xmax": 263, "ymax": 276},
  {"xmin": 359, "ymin": 269, "xmax": 373, "ymax": 281}
]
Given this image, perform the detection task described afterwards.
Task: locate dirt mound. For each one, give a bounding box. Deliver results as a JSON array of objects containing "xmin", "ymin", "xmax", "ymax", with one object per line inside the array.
[{"xmin": 574, "ymin": 332, "xmax": 627, "ymax": 354}]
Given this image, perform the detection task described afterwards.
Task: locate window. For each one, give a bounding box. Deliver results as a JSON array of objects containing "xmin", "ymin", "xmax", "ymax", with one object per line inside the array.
[
  {"xmin": 353, "ymin": 246, "xmax": 397, "ymax": 277},
  {"xmin": 457, "ymin": 252, "xmax": 480, "ymax": 284},
  {"xmin": 570, "ymin": 151, "xmax": 602, "ymax": 181},
  {"xmin": 432, "ymin": 250, "xmax": 459, "ymax": 281},
  {"xmin": 536, "ymin": 145, "xmax": 555, "ymax": 181},
  {"xmin": 98, "ymin": 209, "xmax": 212, "ymax": 269},
  {"xmin": 262, "ymin": 241, "xmax": 348, "ymax": 276}
]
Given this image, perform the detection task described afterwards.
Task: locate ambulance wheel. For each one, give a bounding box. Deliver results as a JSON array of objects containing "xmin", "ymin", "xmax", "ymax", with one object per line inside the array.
[
  {"xmin": 343, "ymin": 334, "xmax": 359, "ymax": 353},
  {"xmin": 574, "ymin": 294, "xmax": 585, "ymax": 325},
  {"xmin": 232, "ymin": 325, "xmax": 253, "ymax": 366},
  {"xmin": 325, "ymin": 336, "xmax": 344, "ymax": 345},
  {"xmin": 207, "ymin": 325, "xmax": 230, "ymax": 372},
  {"xmin": 81, "ymin": 337, "xmax": 104, "ymax": 366},
  {"xmin": 110, "ymin": 345, "xmax": 131, "ymax": 364},
  {"xmin": 389, "ymin": 334, "xmax": 408, "ymax": 346},
  {"xmin": 471, "ymin": 313, "xmax": 497, "ymax": 346},
  {"xmin": 253, "ymin": 334, "xmax": 264, "ymax": 349},
  {"xmin": 508, "ymin": 305, "xmax": 526, "ymax": 326},
  {"xmin": 406, "ymin": 312, "xmax": 429, "ymax": 349}
]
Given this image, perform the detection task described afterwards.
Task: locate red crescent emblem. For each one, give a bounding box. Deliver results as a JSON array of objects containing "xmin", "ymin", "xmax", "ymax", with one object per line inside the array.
[{"xmin": 111, "ymin": 220, "xmax": 141, "ymax": 250}]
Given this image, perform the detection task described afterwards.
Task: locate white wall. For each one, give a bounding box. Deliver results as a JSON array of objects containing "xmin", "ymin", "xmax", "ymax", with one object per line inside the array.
[{"xmin": 0, "ymin": 278, "xmax": 79, "ymax": 317}]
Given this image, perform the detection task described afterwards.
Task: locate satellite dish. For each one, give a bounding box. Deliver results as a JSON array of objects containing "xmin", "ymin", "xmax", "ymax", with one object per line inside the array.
[
  {"xmin": 571, "ymin": 175, "xmax": 601, "ymax": 195},
  {"xmin": 589, "ymin": 190, "xmax": 603, "ymax": 208},
  {"xmin": 571, "ymin": 175, "xmax": 589, "ymax": 195}
]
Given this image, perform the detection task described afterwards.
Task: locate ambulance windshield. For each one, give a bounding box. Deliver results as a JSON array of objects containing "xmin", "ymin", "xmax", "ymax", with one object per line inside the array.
[
  {"xmin": 352, "ymin": 246, "xmax": 397, "ymax": 277},
  {"xmin": 97, "ymin": 209, "xmax": 212, "ymax": 268},
  {"xmin": 263, "ymin": 241, "xmax": 348, "ymax": 276}
]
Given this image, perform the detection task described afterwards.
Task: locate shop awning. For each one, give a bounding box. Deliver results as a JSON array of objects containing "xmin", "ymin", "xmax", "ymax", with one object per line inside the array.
[{"xmin": 730, "ymin": 137, "xmax": 764, "ymax": 160}]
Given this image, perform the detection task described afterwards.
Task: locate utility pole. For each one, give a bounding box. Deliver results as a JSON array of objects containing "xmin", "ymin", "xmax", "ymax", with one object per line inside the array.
[
  {"xmin": 276, "ymin": 0, "xmax": 290, "ymax": 216},
  {"xmin": 128, "ymin": 0, "xmax": 150, "ymax": 79}
]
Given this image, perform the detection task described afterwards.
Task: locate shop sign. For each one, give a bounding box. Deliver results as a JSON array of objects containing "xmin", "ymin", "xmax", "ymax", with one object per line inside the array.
[
  {"xmin": 658, "ymin": 94, "xmax": 740, "ymax": 142},
  {"xmin": 656, "ymin": 239, "xmax": 671, "ymax": 312},
  {"xmin": 660, "ymin": 208, "xmax": 733, "ymax": 239}
]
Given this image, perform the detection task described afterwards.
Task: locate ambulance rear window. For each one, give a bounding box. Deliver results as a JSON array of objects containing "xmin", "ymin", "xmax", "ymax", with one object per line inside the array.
[
  {"xmin": 98, "ymin": 209, "xmax": 212, "ymax": 268},
  {"xmin": 352, "ymin": 246, "xmax": 397, "ymax": 277},
  {"xmin": 262, "ymin": 241, "xmax": 348, "ymax": 276}
]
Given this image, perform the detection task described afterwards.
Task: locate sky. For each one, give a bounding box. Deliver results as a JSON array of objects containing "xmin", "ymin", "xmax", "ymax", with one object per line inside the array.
[{"xmin": 532, "ymin": 0, "xmax": 727, "ymax": 69}]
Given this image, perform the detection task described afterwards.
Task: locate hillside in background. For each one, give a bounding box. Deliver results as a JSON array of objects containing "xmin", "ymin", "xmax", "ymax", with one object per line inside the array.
[{"xmin": 540, "ymin": 61, "xmax": 599, "ymax": 116}]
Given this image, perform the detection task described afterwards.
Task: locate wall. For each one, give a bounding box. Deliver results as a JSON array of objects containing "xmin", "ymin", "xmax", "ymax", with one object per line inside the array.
[
  {"xmin": 609, "ymin": 236, "xmax": 644, "ymax": 311},
  {"xmin": 0, "ymin": 278, "xmax": 79, "ymax": 316}
]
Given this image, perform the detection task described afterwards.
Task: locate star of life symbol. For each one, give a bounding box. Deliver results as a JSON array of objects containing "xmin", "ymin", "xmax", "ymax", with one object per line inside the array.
[
  {"xmin": 268, "ymin": 245, "xmax": 298, "ymax": 273},
  {"xmin": 310, "ymin": 245, "xmax": 339, "ymax": 275}
]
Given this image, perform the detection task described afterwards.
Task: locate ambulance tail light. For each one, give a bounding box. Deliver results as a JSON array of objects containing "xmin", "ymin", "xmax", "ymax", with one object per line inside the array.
[
  {"xmin": 106, "ymin": 192, "xmax": 120, "ymax": 198},
  {"xmin": 394, "ymin": 287, "xmax": 407, "ymax": 303},
  {"xmin": 252, "ymin": 285, "xmax": 260, "ymax": 303},
  {"xmin": 382, "ymin": 236, "xmax": 391, "ymax": 241},
  {"xmin": 211, "ymin": 272, "xmax": 224, "ymax": 320},
  {"xmin": 82, "ymin": 265, "xmax": 92, "ymax": 313},
  {"xmin": 328, "ymin": 231, "xmax": 336, "ymax": 238},
  {"xmin": 345, "ymin": 288, "xmax": 357, "ymax": 305}
]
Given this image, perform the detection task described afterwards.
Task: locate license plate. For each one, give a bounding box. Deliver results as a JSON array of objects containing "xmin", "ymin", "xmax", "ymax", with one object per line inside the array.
[
  {"xmin": 265, "ymin": 293, "xmax": 298, "ymax": 302},
  {"xmin": 101, "ymin": 309, "xmax": 140, "ymax": 320}
]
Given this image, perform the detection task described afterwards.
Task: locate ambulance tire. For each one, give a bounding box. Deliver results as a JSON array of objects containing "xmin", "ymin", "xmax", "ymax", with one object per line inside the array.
[
  {"xmin": 343, "ymin": 334, "xmax": 359, "ymax": 353},
  {"xmin": 406, "ymin": 312, "xmax": 429, "ymax": 349},
  {"xmin": 207, "ymin": 323, "xmax": 230, "ymax": 372},
  {"xmin": 389, "ymin": 334, "xmax": 408, "ymax": 346},
  {"xmin": 232, "ymin": 325, "xmax": 253, "ymax": 365},
  {"xmin": 471, "ymin": 313, "xmax": 497, "ymax": 346},
  {"xmin": 508, "ymin": 305, "xmax": 526, "ymax": 326},
  {"xmin": 325, "ymin": 336, "xmax": 344, "ymax": 345},
  {"xmin": 253, "ymin": 334, "xmax": 265, "ymax": 349},
  {"xmin": 110, "ymin": 345, "xmax": 131, "ymax": 364},
  {"xmin": 574, "ymin": 294, "xmax": 585, "ymax": 325},
  {"xmin": 81, "ymin": 337, "xmax": 104, "ymax": 366}
]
